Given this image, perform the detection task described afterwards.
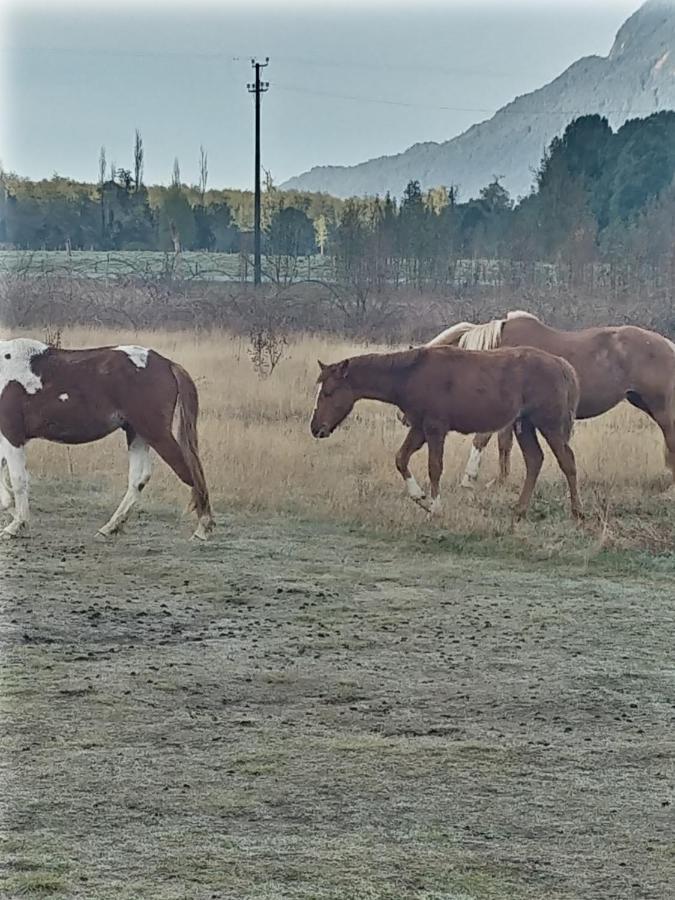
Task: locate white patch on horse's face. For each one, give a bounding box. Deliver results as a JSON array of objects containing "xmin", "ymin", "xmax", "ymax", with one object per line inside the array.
[
  {"xmin": 310, "ymin": 383, "xmax": 323, "ymax": 422},
  {"xmin": 58, "ymin": 393, "xmax": 69, "ymax": 402},
  {"xmin": 0, "ymin": 338, "xmax": 47, "ymax": 397},
  {"xmin": 115, "ymin": 345, "xmax": 149, "ymax": 368}
]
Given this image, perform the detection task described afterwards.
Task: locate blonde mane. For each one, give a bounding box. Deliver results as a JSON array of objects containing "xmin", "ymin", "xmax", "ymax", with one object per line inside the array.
[{"xmin": 425, "ymin": 310, "xmax": 540, "ymax": 352}]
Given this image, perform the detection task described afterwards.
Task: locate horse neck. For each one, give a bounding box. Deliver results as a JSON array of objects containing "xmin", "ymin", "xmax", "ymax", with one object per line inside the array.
[{"xmin": 346, "ymin": 354, "xmax": 409, "ymax": 405}]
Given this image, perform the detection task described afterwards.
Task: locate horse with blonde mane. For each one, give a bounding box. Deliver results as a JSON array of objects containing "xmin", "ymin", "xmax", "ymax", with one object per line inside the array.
[
  {"xmin": 426, "ymin": 311, "xmax": 675, "ymax": 492},
  {"xmin": 311, "ymin": 344, "xmax": 582, "ymax": 520},
  {"xmin": 0, "ymin": 338, "xmax": 215, "ymax": 540}
]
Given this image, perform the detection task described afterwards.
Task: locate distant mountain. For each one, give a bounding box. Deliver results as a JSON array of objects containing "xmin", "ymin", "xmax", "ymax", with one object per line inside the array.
[{"xmin": 281, "ymin": 1, "xmax": 675, "ymax": 201}]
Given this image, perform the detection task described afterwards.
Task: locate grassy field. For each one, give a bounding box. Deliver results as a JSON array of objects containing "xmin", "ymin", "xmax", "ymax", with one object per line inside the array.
[
  {"xmin": 1, "ymin": 328, "xmax": 675, "ymax": 899},
  {"xmin": 20, "ymin": 327, "xmax": 675, "ymax": 563}
]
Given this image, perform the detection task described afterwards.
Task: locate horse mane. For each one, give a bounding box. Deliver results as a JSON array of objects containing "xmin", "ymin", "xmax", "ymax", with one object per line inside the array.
[
  {"xmin": 425, "ymin": 322, "xmax": 474, "ymax": 347},
  {"xmin": 425, "ymin": 310, "xmax": 541, "ymax": 352}
]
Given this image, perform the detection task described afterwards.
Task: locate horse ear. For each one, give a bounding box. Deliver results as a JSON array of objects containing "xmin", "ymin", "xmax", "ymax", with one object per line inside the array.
[
  {"xmin": 317, "ymin": 360, "xmax": 327, "ymax": 372},
  {"xmin": 336, "ymin": 359, "xmax": 350, "ymax": 378}
]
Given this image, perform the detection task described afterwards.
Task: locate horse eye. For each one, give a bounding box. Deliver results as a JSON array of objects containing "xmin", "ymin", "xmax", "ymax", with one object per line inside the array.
[{"xmin": 4, "ymin": 354, "xmax": 10, "ymax": 360}]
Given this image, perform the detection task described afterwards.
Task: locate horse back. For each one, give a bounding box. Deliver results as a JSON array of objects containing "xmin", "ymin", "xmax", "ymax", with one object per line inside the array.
[{"xmin": 7, "ymin": 346, "xmax": 179, "ymax": 445}]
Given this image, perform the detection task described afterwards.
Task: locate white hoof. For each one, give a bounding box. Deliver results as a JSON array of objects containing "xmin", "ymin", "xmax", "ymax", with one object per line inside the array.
[
  {"xmin": 97, "ymin": 522, "xmax": 121, "ymax": 538},
  {"xmin": 191, "ymin": 515, "xmax": 215, "ymax": 542},
  {"xmin": 460, "ymin": 474, "xmax": 477, "ymax": 490},
  {"xmin": 412, "ymin": 495, "xmax": 432, "ymax": 513},
  {"xmin": 429, "ymin": 497, "xmax": 442, "ymax": 516},
  {"xmin": 2, "ymin": 520, "xmax": 28, "ymax": 539}
]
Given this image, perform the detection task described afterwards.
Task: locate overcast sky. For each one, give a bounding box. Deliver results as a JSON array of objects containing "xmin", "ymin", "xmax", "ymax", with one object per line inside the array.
[{"xmin": 1, "ymin": 0, "xmax": 640, "ymax": 190}]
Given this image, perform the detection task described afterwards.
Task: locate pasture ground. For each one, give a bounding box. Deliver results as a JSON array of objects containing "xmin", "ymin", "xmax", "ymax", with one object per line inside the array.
[{"xmin": 1, "ymin": 482, "xmax": 674, "ymax": 900}]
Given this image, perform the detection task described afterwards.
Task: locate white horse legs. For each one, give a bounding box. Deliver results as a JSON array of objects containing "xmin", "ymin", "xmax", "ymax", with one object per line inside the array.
[
  {"xmin": 460, "ymin": 433, "xmax": 493, "ymax": 489},
  {"xmin": 98, "ymin": 437, "xmax": 153, "ymax": 537},
  {"xmin": 0, "ymin": 457, "xmax": 14, "ymax": 510},
  {"xmin": 0, "ymin": 442, "xmax": 29, "ymax": 537}
]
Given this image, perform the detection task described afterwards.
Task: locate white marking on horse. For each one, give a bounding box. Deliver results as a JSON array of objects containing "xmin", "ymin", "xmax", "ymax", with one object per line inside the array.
[
  {"xmin": 0, "ymin": 338, "xmax": 47, "ymax": 396},
  {"xmin": 0, "ymin": 437, "xmax": 29, "ymax": 536},
  {"xmin": 405, "ymin": 474, "xmax": 425, "ymax": 500},
  {"xmin": 311, "ymin": 383, "xmax": 322, "ymax": 419},
  {"xmin": 460, "ymin": 445, "xmax": 483, "ymax": 488},
  {"xmin": 0, "ymin": 457, "xmax": 13, "ymax": 511},
  {"xmin": 98, "ymin": 437, "xmax": 153, "ymax": 537},
  {"xmin": 58, "ymin": 393, "xmax": 69, "ymax": 402},
  {"xmin": 116, "ymin": 345, "xmax": 149, "ymax": 369}
]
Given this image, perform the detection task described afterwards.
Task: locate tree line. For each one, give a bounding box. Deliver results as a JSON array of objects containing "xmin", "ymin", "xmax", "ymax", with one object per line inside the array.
[{"xmin": 1, "ymin": 112, "xmax": 675, "ymax": 277}]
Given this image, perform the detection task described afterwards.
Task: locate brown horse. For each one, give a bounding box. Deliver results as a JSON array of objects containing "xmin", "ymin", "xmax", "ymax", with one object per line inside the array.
[
  {"xmin": 427, "ymin": 311, "xmax": 675, "ymax": 491},
  {"xmin": 310, "ymin": 345, "xmax": 582, "ymax": 520},
  {"xmin": 0, "ymin": 338, "xmax": 215, "ymax": 540}
]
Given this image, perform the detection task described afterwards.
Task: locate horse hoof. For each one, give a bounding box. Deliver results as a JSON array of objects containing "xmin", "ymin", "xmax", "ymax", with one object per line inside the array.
[
  {"xmin": 413, "ymin": 497, "xmax": 432, "ymax": 514},
  {"xmin": 660, "ymin": 485, "xmax": 675, "ymax": 500},
  {"xmin": 2, "ymin": 524, "xmax": 28, "ymax": 539},
  {"xmin": 460, "ymin": 476, "xmax": 476, "ymax": 490}
]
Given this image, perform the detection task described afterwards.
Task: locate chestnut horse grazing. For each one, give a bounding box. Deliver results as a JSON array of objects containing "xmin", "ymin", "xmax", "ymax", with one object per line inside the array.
[
  {"xmin": 0, "ymin": 339, "xmax": 215, "ymax": 540},
  {"xmin": 310, "ymin": 345, "xmax": 582, "ymax": 520},
  {"xmin": 427, "ymin": 311, "xmax": 675, "ymax": 491}
]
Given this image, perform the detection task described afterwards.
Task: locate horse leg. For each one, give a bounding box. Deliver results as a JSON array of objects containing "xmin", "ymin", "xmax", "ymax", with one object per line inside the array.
[
  {"xmin": 651, "ymin": 405, "xmax": 675, "ymax": 496},
  {"xmin": 0, "ymin": 457, "xmax": 14, "ymax": 511},
  {"xmin": 395, "ymin": 426, "xmax": 429, "ymax": 509},
  {"xmin": 460, "ymin": 431, "xmax": 493, "ymax": 489},
  {"xmin": 512, "ymin": 420, "xmax": 544, "ymax": 519},
  {"xmin": 626, "ymin": 392, "xmax": 675, "ymax": 495},
  {"xmin": 98, "ymin": 431, "xmax": 153, "ymax": 537},
  {"xmin": 0, "ymin": 441, "xmax": 29, "ymax": 538},
  {"xmin": 426, "ymin": 429, "xmax": 446, "ymax": 516},
  {"xmin": 142, "ymin": 431, "xmax": 213, "ymax": 540},
  {"xmin": 541, "ymin": 430, "xmax": 583, "ymax": 520},
  {"xmin": 497, "ymin": 426, "xmax": 514, "ymax": 483}
]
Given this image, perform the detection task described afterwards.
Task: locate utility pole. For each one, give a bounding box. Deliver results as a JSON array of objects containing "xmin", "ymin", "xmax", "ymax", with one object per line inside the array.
[{"xmin": 247, "ymin": 57, "xmax": 269, "ymax": 286}]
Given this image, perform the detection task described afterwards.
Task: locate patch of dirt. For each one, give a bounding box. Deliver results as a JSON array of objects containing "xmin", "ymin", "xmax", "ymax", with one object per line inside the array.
[{"xmin": 1, "ymin": 485, "xmax": 674, "ymax": 899}]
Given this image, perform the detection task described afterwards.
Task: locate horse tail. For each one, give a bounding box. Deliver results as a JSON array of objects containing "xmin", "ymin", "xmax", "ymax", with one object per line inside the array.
[{"xmin": 170, "ymin": 362, "xmax": 214, "ymax": 529}]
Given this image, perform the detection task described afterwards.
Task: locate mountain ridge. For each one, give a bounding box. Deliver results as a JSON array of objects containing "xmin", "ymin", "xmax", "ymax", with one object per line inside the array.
[{"xmin": 281, "ymin": 1, "xmax": 675, "ymax": 201}]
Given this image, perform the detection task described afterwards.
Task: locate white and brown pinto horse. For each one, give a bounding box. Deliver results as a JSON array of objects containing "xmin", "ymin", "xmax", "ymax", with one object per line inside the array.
[
  {"xmin": 426, "ymin": 311, "xmax": 675, "ymax": 492},
  {"xmin": 0, "ymin": 339, "xmax": 215, "ymax": 540},
  {"xmin": 311, "ymin": 345, "xmax": 582, "ymax": 520}
]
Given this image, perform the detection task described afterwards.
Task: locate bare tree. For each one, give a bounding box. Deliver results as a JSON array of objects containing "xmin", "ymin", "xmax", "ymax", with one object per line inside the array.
[
  {"xmin": 109, "ymin": 160, "xmax": 117, "ymax": 183},
  {"xmin": 198, "ymin": 145, "xmax": 208, "ymax": 206},
  {"xmin": 133, "ymin": 129, "xmax": 144, "ymax": 192},
  {"xmin": 98, "ymin": 146, "xmax": 107, "ymax": 185},
  {"xmin": 172, "ymin": 157, "xmax": 181, "ymax": 188}
]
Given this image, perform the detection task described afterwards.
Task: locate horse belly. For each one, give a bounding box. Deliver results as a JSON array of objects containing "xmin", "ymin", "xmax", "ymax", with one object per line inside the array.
[{"xmin": 25, "ymin": 396, "xmax": 122, "ymax": 444}]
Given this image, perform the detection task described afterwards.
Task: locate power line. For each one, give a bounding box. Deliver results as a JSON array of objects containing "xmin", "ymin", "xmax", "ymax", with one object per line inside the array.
[{"xmin": 273, "ymin": 81, "xmax": 667, "ymax": 119}]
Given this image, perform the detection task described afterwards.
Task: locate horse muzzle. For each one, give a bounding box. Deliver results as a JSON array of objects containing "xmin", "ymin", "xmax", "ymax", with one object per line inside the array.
[{"xmin": 311, "ymin": 422, "xmax": 331, "ymax": 439}]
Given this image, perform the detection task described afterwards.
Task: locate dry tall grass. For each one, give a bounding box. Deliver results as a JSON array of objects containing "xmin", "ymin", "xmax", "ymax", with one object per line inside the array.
[{"xmin": 18, "ymin": 327, "xmax": 674, "ymax": 555}]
